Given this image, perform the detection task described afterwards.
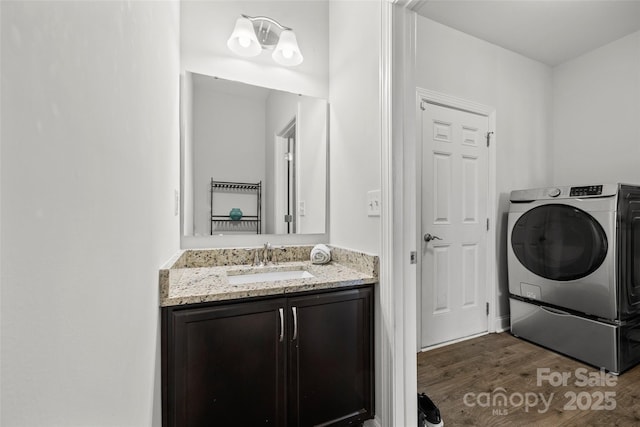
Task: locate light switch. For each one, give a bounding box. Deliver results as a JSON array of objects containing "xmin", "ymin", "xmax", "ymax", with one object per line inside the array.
[
  {"xmin": 298, "ymin": 200, "xmax": 306, "ymax": 216},
  {"xmin": 367, "ymin": 190, "xmax": 381, "ymax": 216},
  {"xmin": 174, "ymin": 189, "xmax": 180, "ymax": 216}
]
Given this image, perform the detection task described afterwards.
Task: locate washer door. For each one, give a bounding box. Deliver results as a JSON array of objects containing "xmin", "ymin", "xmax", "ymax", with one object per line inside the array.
[{"xmin": 511, "ymin": 204, "xmax": 608, "ymax": 281}]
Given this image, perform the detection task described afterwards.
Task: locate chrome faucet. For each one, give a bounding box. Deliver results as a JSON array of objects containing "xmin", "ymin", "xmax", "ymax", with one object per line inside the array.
[
  {"xmin": 253, "ymin": 248, "xmax": 261, "ymax": 267},
  {"xmin": 262, "ymin": 242, "xmax": 271, "ymax": 265}
]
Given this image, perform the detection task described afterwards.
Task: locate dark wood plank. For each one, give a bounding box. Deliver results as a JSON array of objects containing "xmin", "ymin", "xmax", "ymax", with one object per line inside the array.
[{"xmin": 417, "ymin": 333, "xmax": 640, "ymax": 426}]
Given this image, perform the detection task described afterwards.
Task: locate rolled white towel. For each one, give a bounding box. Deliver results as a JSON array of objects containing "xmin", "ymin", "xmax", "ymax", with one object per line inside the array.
[{"xmin": 311, "ymin": 244, "xmax": 331, "ymax": 264}]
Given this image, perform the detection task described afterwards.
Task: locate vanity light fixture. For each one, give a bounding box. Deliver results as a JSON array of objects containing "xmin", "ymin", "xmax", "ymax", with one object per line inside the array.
[{"xmin": 227, "ymin": 15, "xmax": 304, "ymax": 67}]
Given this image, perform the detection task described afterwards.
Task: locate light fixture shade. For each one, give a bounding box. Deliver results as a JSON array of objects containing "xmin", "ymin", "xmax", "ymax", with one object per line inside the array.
[
  {"xmin": 227, "ymin": 17, "xmax": 261, "ymax": 57},
  {"xmin": 272, "ymin": 30, "xmax": 304, "ymax": 66}
]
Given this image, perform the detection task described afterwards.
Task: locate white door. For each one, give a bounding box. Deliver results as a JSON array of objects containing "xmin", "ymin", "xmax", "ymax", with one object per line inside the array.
[{"xmin": 420, "ymin": 102, "xmax": 489, "ymax": 348}]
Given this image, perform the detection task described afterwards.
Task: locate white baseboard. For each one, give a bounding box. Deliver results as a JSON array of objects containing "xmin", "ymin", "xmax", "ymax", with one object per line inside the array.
[
  {"xmin": 420, "ymin": 331, "xmax": 489, "ymax": 352},
  {"xmin": 495, "ymin": 315, "xmax": 510, "ymax": 333},
  {"xmin": 364, "ymin": 415, "xmax": 382, "ymax": 427}
]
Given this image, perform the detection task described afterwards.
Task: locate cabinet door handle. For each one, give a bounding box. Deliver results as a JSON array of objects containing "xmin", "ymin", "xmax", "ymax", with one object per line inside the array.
[
  {"xmin": 292, "ymin": 306, "xmax": 298, "ymax": 341},
  {"xmin": 278, "ymin": 308, "xmax": 284, "ymax": 342}
]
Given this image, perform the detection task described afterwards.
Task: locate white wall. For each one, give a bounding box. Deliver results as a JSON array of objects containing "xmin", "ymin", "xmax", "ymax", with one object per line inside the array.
[
  {"xmin": 0, "ymin": 1, "xmax": 180, "ymax": 425},
  {"xmin": 552, "ymin": 30, "xmax": 640, "ymax": 185},
  {"xmin": 192, "ymin": 79, "xmax": 266, "ymax": 236},
  {"xmin": 329, "ymin": 1, "xmax": 381, "ymax": 254},
  {"xmin": 415, "ymin": 17, "xmax": 554, "ymax": 320}
]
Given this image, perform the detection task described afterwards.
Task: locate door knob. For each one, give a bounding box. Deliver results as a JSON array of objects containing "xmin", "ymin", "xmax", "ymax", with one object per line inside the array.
[{"xmin": 424, "ymin": 233, "xmax": 442, "ymax": 242}]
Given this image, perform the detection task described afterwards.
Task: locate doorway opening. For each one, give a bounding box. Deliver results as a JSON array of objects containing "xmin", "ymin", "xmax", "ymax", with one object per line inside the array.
[{"xmin": 275, "ymin": 117, "xmax": 297, "ymax": 234}]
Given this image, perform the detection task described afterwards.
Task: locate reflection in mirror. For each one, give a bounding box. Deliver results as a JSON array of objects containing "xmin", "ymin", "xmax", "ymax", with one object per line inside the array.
[{"xmin": 181, "ymin": 72, "xmax": 328, "ymax": 237}]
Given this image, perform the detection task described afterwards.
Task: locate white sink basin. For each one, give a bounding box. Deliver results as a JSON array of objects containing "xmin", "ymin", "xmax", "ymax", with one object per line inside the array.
[{"xmin": 227, "ymin": 269, "xmax": 314, "ymax": 285}]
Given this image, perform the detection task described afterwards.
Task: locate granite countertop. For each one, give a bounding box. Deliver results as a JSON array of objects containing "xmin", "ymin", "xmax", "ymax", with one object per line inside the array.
[{"xmin": 159, "ymin": 246, "xmax": 379, "ymax": 307}]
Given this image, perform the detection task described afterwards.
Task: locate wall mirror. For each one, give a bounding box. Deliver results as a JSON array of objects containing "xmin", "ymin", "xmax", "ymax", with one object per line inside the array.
[{"xmin": 181, "ymin": 71, "xmax": 328, "ymax": 239}]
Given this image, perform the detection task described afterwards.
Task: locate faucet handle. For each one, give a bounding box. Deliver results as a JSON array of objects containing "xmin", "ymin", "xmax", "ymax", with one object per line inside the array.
[
  {"xmin": 261, "ymin": 242, "xmax": 271, "ymax": 265},
  {"xmin": 253, "ymin": 249, "xmax": 261, "ymax": 266}
]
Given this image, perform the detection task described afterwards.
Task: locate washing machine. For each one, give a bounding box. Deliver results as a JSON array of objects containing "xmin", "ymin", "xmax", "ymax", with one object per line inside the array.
[{"xmin": 508, "ymin": 184, "xmax": 640, "ymax": 373}]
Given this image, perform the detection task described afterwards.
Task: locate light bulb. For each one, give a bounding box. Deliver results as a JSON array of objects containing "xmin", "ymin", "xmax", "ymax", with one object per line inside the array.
[
  {"xmin": 227, "ymin": 17, "xmax": 261, "ymax": 57},
  {"xmin": 272, "ymin": 30, "xmax": 303, "ymax": 66},
  {"xmin": 238, "ymin": 36, "xmax": 251, "ymax": 48}
]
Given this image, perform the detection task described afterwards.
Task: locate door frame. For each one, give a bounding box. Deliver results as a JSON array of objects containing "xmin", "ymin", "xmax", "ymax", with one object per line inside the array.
[
  {"xmin": 415, "ymin": 88, "xmax": 498, "ymax": 349},
  {"xmin": 379, "ymin": 3, "xmax": 500, "ymax": 425},
  {"xmin": 274, "ymin": 116, "xmax": 298, "ymax": 235}
]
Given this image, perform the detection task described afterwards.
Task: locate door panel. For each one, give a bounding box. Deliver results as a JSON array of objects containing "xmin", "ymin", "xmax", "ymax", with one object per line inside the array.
[
  {"xmin": 421, "ymin": 102, "xmax": 489, "ymax": 348},
  {"xmin": 433, "ymin": 152, "xmax": 452, "ymax": 223},
  {"xmin": 462, "ymin": 155, "xmax": 479, "ymax": 223},
  {"xmin": 433, "ymin": 245, "xmax": 451, "ymax": 314},
  {"xmin": 462, "ymin": 243, "xmax": 479, "ymax": 307},
  {"xmin": 288, "ymin": 288, "xmax": 374, "ymax": 427},
  {"xmin": 168, "ymin": 300, "xmax": 286, "ymax": 427}
]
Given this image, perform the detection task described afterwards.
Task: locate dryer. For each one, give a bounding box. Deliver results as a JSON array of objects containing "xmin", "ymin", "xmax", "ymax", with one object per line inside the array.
[{"xmin": 508, "ymin": 184, "xmax": 640, "ymax": 373}]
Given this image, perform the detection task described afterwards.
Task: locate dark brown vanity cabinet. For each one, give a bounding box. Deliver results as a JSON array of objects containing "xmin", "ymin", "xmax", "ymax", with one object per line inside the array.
[
  {"xmin": 287, "ymin": 288, "xmax": 374, "ymax": 426},
  {"xmin": 162, "ymin": 285, "xmax": 374, "ymax": 427}
]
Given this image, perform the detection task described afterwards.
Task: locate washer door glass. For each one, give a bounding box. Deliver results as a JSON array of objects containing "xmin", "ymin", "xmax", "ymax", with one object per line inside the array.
[{"xmin": 511, "ymin": 204, "xmax": 608, "ymax": 281}]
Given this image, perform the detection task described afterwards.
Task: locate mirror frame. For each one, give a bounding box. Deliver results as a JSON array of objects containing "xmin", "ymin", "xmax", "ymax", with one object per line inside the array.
[{"xmin": 179, "ymin": 71, "xmax": 330, "ymax": 249}]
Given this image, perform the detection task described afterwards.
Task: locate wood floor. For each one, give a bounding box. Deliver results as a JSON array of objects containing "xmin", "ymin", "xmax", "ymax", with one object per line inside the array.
[{"xmin": 417, "ymin": 333, "xmax": 640, "ymax": 426}]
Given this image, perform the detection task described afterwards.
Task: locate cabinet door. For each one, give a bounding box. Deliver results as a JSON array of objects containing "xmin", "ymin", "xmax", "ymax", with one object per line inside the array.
[
  {"xmin": 165, "ymin": 299, "xmax": 286, "ymax": 427},
  {"xmin": 288, "ymin": 287, "xmax": 374, "ymax": 426}
]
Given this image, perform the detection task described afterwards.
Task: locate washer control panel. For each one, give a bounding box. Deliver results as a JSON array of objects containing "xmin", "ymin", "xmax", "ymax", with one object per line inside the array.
[
  {"xmin": 548, "ymin": 188, "xmax": 561, "ymax": 197},
  {"xmin": 570, "ymin": 185, "xmax": 603, "ymax": 197},
  {"xmin": 510, "ymin": 184, "xmax": 617, "ymax": 202}
]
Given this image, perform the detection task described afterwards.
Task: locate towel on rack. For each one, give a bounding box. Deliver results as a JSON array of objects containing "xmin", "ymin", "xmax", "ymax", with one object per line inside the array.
[{"xmin": 311, "ymin": 244, "xmax": 331, "ymax": 265}]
